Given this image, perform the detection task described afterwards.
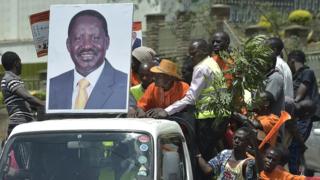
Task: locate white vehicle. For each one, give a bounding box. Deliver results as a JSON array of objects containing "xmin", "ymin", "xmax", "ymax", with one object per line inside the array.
[{"xmin": 0, "ymin": 118, "xmax": 193, "ymax": 180}]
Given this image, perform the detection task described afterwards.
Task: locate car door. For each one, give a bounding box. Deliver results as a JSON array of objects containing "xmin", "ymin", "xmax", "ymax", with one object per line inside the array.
[{"xmin": 157, "ymin": 134, "xmax": 191, "ymax": 180}]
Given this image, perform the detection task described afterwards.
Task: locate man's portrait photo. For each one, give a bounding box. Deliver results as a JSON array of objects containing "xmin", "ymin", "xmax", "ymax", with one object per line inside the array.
[
  {"xmin": 132, "ymin": 31, "xmax": 141, "ymax": 50},
  {"xmin": 132, "ymin": 21, "xmax": 142, "ymax": 50},
  {"xmin": 46, "ymin": 4, "xmax": 133, "ymax": 113}
]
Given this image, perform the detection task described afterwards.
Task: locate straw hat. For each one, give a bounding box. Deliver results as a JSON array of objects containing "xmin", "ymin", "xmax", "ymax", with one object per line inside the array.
[
  {"xmin": 132, "ymin": 46, "xmax": 156, "ymax": 63},
  {"xmin": 150, "ymin": 59, "xmax": 180, "ymax": 79}
]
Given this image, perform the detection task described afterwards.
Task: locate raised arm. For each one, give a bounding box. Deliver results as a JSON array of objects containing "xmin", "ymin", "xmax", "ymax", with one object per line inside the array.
[
  {"xmin": 195, "ymin": 154, "xmax": 213, "ymax": 175},
  {"xmin": 15, "ymin": 87, "xmax": 44, "ymax": 107}
]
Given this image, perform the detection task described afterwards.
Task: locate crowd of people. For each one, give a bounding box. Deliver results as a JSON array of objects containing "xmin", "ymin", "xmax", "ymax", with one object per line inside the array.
[
  {"xmin": 127, "ymin": 32, "xmax": 320, "ymax": 179},
  {"xmin": 1, "ymin": 29, "xmax": 320, "ymax": 179}
]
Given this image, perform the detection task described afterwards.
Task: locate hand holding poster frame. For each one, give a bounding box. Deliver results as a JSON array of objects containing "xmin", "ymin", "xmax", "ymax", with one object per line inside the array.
[{"xmin": 46, "ymin": 4, "xmax": 133, "ymax": 114}]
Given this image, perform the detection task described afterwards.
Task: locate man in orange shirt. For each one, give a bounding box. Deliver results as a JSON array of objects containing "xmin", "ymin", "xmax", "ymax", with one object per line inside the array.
[
  {"xmin": 211, "ymin": 31, "xmax": 234, "ymax": 88},
  {"xmin": 233, "ymin": 91, "xmax": 290, "ymax": 150},
  {"xmin": 134, "ymin": 59, "xmax": 189, "ymax": 117},
  {"xmin": 260, "ymin": 146, "xmax": 310, "ymax": 180}
]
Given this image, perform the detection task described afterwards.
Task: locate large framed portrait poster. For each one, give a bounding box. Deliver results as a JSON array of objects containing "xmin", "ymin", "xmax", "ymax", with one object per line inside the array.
[{"xmin": 46, "ymin": 4, "xmax": 133, "ymax": 114}]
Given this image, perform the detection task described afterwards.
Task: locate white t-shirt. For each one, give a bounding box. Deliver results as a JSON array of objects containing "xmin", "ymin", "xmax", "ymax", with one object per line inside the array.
[{"xmin": 276, "ymin": 56, "xmax": 294, "ymax": 98}]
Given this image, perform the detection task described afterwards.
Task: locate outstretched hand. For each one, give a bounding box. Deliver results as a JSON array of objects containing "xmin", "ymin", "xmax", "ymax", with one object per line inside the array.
[
  {"xmin": 232, "ymin": 112, "xmax": 250, "ymax": 124},
  {"xmin": 127, "ymin": 107, "xmax": 146, "ymax": 118},
  {"xmin": 146, "ymin": 108, "xmax": 168, "ymax": 119}
]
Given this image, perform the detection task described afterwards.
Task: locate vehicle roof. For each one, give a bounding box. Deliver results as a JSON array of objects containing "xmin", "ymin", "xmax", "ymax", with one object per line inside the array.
[{"xmin": 9, "ymin": 118, "xmax": 183, "ymax": 138}]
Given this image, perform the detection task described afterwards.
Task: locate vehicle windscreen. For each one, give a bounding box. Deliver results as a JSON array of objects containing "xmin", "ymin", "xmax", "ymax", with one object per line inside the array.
[{"xmin": 0, "ymin": 132, "xmax": 153, "ymax": 180}]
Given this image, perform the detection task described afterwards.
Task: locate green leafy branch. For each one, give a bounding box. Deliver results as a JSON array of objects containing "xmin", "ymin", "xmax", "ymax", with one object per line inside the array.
[
  {"xmin": 196, "ymin": 73, "xmax": 232, "ymax": 121},
  {"xmin": 197, "ymin": 35, "xmax": 273, "ymax": 118}
]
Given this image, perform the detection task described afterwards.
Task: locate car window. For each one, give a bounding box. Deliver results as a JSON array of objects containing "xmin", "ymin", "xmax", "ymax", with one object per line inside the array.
[
  {"xmin": 158, "ymin": 135, "xmax": 187, "ymax": 180},
  {"xmin": 0, "ymin": 132, "xmax": 153, "ymax": 180}
]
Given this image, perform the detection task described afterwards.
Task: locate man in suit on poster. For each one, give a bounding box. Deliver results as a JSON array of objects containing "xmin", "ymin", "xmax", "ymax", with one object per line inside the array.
[
  {"xmin": 132, "ymin": 31, "xmax": 141, "ymax": 50},
  {"xmin": 49, "ymin": 9, "xmax": 128, "ymax": 110}
]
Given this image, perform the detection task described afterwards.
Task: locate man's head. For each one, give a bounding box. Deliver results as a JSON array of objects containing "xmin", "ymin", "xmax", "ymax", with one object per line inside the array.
[
  {"xmin": 262, "ymin": 40, "xmax": 278, "ymax": 73},
  {"xmin": 259, "ymin": 51, "xmax": 277, "ymax": 75},
  {"xmin": 67, "ymin": 10, "xmax": 109, "ymax": 77},
  {"xmin": 266, "ymin": 37, "xmax": 284, "ymax": 56},
  {"xmin": 139, "ymin": 61, "xmax": 158, "ymax": 89},
  {"xmin": 150, "ymin": 59, "xmax": 180, "ymax": 91},
  {"xmin": 132, "ymin": 31, "xmax": 137, "ymax": 40},
  {"xmin": 233, "ymin": 127, "xmax": 252, "ymax": 152},
  {"xmin": 1, "ymin": 51, "xmax": 22, "ymax": 75},
  {"xmin": 254, "ymin": 91, "xmax": 274, "ymax": 115},
  {"xmin": 132, "ymin": 46, "xmax": 157, "ymax": 73},
  {"xmin": 264, "ymin": 147, "xmax": 285, "ymax": 172},
  {"xmin": 188, "ymin": 39, "xmax": 209, "ymax": 66},
  {"xmin": 244, "ymin": 35, "xmax": 275, "ymax": 74},
  {"xmin": 211, "ymin": 31, "xmax": 230, "ymax": 54},
  {"xmin": 287, "ymin": 50, "xmax": 306, "ymax": 73}
]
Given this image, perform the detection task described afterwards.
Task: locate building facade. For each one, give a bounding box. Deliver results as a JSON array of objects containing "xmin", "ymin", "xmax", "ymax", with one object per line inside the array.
[{"xmin": 212, "ymin": 0, "xmax": 320, "ymax": 23}]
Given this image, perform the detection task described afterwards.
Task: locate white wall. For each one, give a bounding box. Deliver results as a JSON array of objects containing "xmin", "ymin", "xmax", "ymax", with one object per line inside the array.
[{"xmin": 0, "ymin": 41, "xmax": 47, "ymax": 63}]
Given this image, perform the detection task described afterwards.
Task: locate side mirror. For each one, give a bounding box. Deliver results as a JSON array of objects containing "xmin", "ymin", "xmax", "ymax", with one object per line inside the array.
[{"xmin": 314, "ymin": 129, "xmax": 320, "ymax": 136}]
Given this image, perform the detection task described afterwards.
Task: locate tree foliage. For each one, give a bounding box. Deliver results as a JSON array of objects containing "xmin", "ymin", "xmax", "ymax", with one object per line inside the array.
[
  {"xmin": 254, "ymin": 2, "xmax": 288, "ymax": 37},
  {"xmin": 197, "ymin": 35, "xmax": 273, "ymax": 119},
  {"xmin": 289, "ymin": 9, "xmax": 312, "ymax": 25},
  {"xmin": 258, "ymin": 16, "xmax": 272, "ymax": 29}
]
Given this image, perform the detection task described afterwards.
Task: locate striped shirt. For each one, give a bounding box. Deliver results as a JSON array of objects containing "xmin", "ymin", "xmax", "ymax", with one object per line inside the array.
[{"xmin": 1, "ymin": 71, "xmax": 33, "ymax": 124}]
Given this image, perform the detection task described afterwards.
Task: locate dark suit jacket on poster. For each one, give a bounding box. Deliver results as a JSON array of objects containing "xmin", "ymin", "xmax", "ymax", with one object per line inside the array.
[
  {"xmin": 132, "ymin": 38, "xmax": 141, "ymax": 50},
  {"xmin": 49, "ymin": 60, "xmax": 128, "ymax": 110}
]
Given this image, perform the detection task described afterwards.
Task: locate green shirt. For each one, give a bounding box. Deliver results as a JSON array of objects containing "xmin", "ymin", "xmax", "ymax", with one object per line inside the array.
[{"xmin": 130, "ymin": 84, "xmax": 145, "ymax": 101}]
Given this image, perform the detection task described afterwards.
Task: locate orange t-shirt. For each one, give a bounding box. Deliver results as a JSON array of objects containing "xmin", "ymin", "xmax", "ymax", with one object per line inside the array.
[
  {"xmin": 137, "ymin": 81, "xmax": 189, "ymax": 111},
  {"xmin": 260, "ymin": 166, "xmax": 305, "ymax": 180},
  {"xmin": 257, "ymin": 114, "xmax": 280, "ymax": 146},
  {"xmin": 131, "ymin": 71, "xmax": 140, "ymax": 86},
  {"xmin": 258, "ymin": 111, "xmax": 291, "ymax": 149},
  {"xmin": 212, "ymin": 55, "xmax": 234, "ymax": 88},
  {"xmin": 213, "ymin": 55, "xmax": 248, "ymax": 114}
]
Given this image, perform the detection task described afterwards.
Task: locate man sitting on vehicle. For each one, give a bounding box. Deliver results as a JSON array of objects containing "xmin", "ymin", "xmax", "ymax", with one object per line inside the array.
[
  {"xmin": 131, "ymin": 46, "xmax": 157, "ymax": 86},
  {"xmin": 133, "ymin": 59, "xmax": 189, "ymax": 117},
  {"xmin": 130, "ymin": 61, "xmax": 158, "ymax": 102},
  {"xmin": 196, "ymin": 127, "xmax": 262, "ymax": 180}
]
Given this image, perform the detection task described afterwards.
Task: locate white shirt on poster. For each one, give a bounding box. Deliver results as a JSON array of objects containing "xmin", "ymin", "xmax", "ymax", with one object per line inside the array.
[{"xmin": 72, "ymin": 61, "xmax": 105, "ymax": 108}]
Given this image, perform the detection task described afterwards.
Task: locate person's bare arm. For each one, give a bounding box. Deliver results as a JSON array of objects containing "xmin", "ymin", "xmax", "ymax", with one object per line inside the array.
[
  {"xmin": 127, "ymin": 107, "xmax": 146, "ymax": 118},
  {"xmin": 232, "ymin": 112, "xmax": 263, "ymax": 130},
  {"xmin": 196, "ymin": 154, "xmax": 213, "ymax": 175},
  {"xmin": 146, "ymin": 108, "xmax": 168, "ymax": 119},
  {"xmin": 251, "ymin": 120, "xmax": 264, "ymax": 131},
  {"xmin": 15, "ymin": 87, "xmax": 44, "ymax": 107},
  {"xmin": 248, "ymin": 130, "xmax": 263, "ymax": 174},
  {"xmin": 294, "ymin": 83, "xmax": 308, "ymax": 103}
]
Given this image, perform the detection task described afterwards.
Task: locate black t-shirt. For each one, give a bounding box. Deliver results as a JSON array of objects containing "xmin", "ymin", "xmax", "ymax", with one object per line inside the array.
[{"xmin": 293, "ymin": 66, "xmax": 319, "ymax": 102}]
